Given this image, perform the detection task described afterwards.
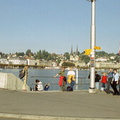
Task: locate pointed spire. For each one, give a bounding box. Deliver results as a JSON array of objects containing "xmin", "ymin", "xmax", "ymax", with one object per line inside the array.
[
  {"xmin": 71, "ymin": 45, "xmax": 73, "ymax": 55},
  {"xmin": 76, "ymin": 45, "xmax": 78, "ymax": 55}
]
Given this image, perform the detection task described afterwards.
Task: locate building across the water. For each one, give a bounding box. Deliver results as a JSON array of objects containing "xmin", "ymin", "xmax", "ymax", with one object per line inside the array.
[{"xmin": 70, "ymin": 46, "xmax": 79, "ymax": 62}]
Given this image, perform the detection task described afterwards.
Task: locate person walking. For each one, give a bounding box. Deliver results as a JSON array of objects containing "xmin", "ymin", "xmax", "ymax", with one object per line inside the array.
[
  {"xmin": 100, "ymin": 73, "xmax": 107, "ymax": 91},
  {"xmin": 111, "ymin": 69, "xmax": 119, "ymax": 95},
  {"xmin": 54, "ymin": 67, "xmax": 67, "ymax": 91},
  {"xmin": 67, "ymin": 68, "xmax": 76, "ymax": 91},
  {"xmin": 22, "ymin": 65, "xmax": 29, "ymax": 91},
  {"xmin": 106, "ymin": 68, "xmax": 113, "ymax": 94}
]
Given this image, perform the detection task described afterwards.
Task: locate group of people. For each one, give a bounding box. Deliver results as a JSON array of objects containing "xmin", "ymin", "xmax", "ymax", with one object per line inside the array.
[
  {"xmin": 94, "ymin": 68, "xmax": 120, "ymax": 95},
  {"xmin": 35, "ymin": 79, "xmax": 50, "ymax": 91},
  {"xmin": 35, "ymin": 67, "xmax": 75, "ymax": 92},
  {"xmin": 20, "ymin": 65, "xmax": 119, "ymax": 94},
  {"xmin": 54, "ymin": 67, "xmax": 76, "ymax": 91},
  {"xmin": 19, "ymin": 65, "xmax": 50, "ymax": 91}
]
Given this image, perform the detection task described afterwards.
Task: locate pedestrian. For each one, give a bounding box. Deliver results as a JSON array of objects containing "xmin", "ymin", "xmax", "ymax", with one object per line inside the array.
[
  {"xmin": 111, "ymin": 69, "xmax": 119, "ymax": 95},
  {"xmin": 100, "ymin": 72, "xmax": 107, "ymax": 91},
  {"xmin": 22, "ymin": 65, "xmax": 29, "ymax": 91},
  {"xmin": 67, "ymin": 68, "xmax": 76, "ymax": 91},
  {"xmin": 88, "ymin": 71, "xmax": 101, "ymax": 90},
  {"xmin": 54, "ymin": 67, "xmax": 67, "ymax": 91},
  {"xmin": 118, "ymin": 75, "xmax": 120, "ymax": 94},
  {"xmin": 95, "ymin": 71, "xmax": 101, "ymax": 90},
  {"xmin": 106, "ymin": 68, "xmax": 113, "ymax": 94}
]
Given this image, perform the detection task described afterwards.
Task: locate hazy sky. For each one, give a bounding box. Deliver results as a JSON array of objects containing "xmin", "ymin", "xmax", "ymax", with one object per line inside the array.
[{"xmin": 0, "ymin": 0, "xmax": 120, "ymax": 54}]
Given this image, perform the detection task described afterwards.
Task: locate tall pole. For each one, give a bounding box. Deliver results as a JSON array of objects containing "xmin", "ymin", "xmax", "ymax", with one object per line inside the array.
[
  {"xmin": 76, "ymin": 68, "xmax": 78, "ymax": 90},
  {"xmin": 89, "ymin": 0, "xmax": 96, "ymax": 93}
]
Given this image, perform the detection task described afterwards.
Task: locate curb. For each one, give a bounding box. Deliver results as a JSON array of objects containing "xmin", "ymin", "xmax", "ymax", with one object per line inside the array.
[{"xmin": 0, "ymin": 113, "xmax": 119, "ymax": 120}]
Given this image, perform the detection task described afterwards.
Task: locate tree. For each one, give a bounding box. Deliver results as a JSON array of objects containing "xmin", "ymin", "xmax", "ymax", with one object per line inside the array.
[
  {"xmin": 114, "ymin": 56, "xmax": 120, "ymax": 63},
  {"xmin": 50, "ymin": 53, "xmax": 57, "ymax": 60},
  {"xmin": 26, "ymin": 49, "xmax": 34, "ymax": 57},
  {"xmin": 16, "ymin": 52, "xmax": 25, "ymax": 57},
  {"xmin": 96, "ymin": 51, "xmax": 108, "ymax": 58},
  {"xmin": 64, "ymin": 52, "xmax": 70, "ymax": 60},
  {"xmin": 35, "ymin": 50, "xmax": 57, "ymax": 60},
  {"xmin": 42, "ymin": 50, "xmax": 49, "ymax": 60},
  {"xmin": 35, "ymin": 50, "xmax": 42, "ymax": 59},
  {"xmin": 81, "ymin": 55, "xmax": 90, "ymax": 64},
  {"xmin": 0, "ymin": 52, "xmax": 7, "ymax": 58}
]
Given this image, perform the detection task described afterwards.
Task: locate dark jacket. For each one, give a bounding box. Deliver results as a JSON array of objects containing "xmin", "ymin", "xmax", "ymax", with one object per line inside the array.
[{"xmin": 95, "ymin": 74, "xmax": 101, "ymax": 82}]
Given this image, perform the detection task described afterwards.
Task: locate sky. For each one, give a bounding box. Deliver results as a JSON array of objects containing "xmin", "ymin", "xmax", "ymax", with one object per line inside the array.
[{"xmin": 0, "ymin": 0, "xmax": 120, "ymax": 54}]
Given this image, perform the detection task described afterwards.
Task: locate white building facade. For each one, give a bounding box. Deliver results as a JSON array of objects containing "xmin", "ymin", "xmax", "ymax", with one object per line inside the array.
[{"xmin": 9, "ymin": 57, "xmax": 27, "ymax": 65}]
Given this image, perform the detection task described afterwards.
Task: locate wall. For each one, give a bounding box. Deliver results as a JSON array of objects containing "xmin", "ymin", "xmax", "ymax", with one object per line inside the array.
[
  {"xmin": 0, "ymin": 72, "xmax": 30, "ymax": 91},
  {"xmin": 96, "ymin": 62, "xmax": 120, "ymax": 68}
]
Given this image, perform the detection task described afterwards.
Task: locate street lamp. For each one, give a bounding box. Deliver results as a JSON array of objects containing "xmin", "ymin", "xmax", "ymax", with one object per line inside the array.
[{"xmin": 87, "ymin": 0, "xmax": 96, "ymax": 93}]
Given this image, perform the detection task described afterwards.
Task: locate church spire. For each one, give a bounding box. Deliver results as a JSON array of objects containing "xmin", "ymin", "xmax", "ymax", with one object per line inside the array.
[
  {"xmin": 76, "ymin": 45, "xmax": 78, "ymax": 55},
  {"xmin": 71, "ymin": 45, "xmax": 73, "ymax": 55}
]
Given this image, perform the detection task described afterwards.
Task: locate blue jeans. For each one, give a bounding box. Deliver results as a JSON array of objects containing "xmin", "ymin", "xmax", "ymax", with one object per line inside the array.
[
  {"xmin": 101, "ymin": 83, "xmax": 106, "ymax": 91},
  {"xmin": 70, "ymin": 81, "xmax": 75, "ymax": 89},
  {"xmin": 95, "ymin": 82, "xmax": 99, "ymax": 90}
]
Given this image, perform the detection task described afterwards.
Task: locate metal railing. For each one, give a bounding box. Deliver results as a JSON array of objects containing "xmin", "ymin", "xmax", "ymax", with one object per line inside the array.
[{"xmin": 29, "ymin": 76, "xmax": 90, "ymax": 91}]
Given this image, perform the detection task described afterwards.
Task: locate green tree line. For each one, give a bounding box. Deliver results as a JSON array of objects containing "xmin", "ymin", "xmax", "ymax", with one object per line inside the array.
[{"xmin": 1, "ymin": 49, "xmax": 119, "ymax": 63}]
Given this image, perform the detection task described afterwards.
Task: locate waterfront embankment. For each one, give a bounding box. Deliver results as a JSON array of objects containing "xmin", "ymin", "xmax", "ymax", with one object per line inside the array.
[
  {"xmin": 0, "ymin": 63, "xmax": 120, "ymax": 70},
  {"xmin": 0, "ymin": 89, "xmax": 120, "ymax": 120}
]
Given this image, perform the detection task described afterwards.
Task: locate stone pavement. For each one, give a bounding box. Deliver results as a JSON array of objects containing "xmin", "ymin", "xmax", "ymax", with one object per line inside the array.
[{"xmin": 0, "ymin": 89, "xmax": 120, "ymax": 120}]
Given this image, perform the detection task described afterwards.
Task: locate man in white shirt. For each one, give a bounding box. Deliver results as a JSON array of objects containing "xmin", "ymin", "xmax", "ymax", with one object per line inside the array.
[
  {"xmin": 67, "ymin": 68, "xmax": 76, "ymax": 90},
  {"xmin": 111, "ymin": 69, "xmax": 119, "ymax": 95}
]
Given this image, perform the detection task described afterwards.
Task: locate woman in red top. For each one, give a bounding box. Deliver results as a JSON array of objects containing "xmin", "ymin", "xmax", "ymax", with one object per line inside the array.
[{"xmin": 100, "ymin": 72, "xmax": 107, "ymax": 91}]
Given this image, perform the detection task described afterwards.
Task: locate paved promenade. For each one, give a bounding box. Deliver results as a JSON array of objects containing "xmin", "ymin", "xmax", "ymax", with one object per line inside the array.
[{"xmin": 0, "ymin": 89, "xmax": 120, "ymax": 120}]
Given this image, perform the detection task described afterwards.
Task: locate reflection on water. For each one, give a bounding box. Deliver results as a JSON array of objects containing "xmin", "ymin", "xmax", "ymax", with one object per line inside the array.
[{"xmin": 0, "ymin": 68, "xmax": 105, "ymax": 91}]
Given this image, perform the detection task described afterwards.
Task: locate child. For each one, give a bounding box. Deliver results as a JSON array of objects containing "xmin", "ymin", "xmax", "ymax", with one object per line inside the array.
[
  {"xmin": 35, "ymin": 79, "xmax": 39, "ymax": 91},
  {"xmin": 100, "ymin": 73, "xmax": 107, "ymax": 91},
  {"xmin": 35, "ymin": 79, "xmax": 43, "ymax": 91},
  {"xmin": 44, "ymin": 83, "xmax": 50, "ymax": 91}
]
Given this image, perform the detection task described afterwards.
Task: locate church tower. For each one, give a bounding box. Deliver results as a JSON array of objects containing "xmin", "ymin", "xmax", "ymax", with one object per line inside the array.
[
  {"xmin": 76, "ymin": 45, "xmax": 79, "ymax": 55},
  {"xmin": 70, "ymin": 46, "xmax": 79, "ymax": 61},
  {"xmin": 71, "ymin": 46, "xmax": 73, "ymax": 55}
]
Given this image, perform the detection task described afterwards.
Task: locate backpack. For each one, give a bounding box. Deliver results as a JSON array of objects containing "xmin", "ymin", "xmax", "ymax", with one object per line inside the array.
[
  {"xmin": 19, "ymin": 69, "xmax": 25, "ymax": 79},
  {"xmin": 67, "ymin": 86, "xmax": 73, "ymax": 91}
]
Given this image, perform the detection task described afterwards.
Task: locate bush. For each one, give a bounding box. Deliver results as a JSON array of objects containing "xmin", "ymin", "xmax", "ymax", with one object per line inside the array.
[{"xmin": 62, "ymin": 62, "xmax": 75, "ymax": 67}]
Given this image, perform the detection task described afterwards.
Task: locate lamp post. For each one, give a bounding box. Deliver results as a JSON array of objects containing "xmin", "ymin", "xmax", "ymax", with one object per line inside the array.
[{"xmin": 88, "ymin": 0, "xmax": 96, "ymax": 93}]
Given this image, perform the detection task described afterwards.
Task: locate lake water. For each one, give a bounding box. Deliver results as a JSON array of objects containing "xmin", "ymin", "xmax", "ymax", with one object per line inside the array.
[{"xmin": 0, "ymin": 68, "xmax": 105, "ymax": 91}]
